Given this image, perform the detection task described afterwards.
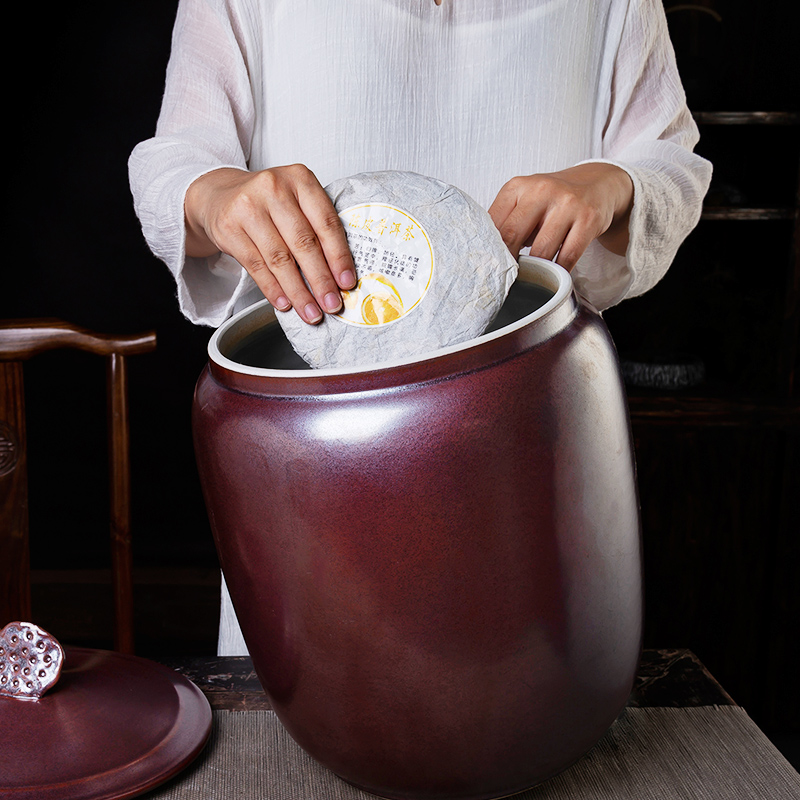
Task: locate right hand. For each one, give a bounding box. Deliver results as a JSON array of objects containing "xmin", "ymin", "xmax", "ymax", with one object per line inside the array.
[{"xmin": 184, "ymin": 165, "xmax": 357, "ymax": 324}]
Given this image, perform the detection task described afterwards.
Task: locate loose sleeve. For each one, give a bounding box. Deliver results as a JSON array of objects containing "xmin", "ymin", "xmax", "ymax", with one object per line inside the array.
[
  {"xmin": 572, "ymin": 0, "xmax": 712, "ymax": 311},
  {"xmin": 128, "ymin": 0, "xmax": 262, "ymax": 326}
]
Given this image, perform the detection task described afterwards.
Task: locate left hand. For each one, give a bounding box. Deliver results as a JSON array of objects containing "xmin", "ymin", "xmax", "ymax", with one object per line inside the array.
[{"xmin": 488, "ymin": 163, "xmax": 634, "ymax": 271}]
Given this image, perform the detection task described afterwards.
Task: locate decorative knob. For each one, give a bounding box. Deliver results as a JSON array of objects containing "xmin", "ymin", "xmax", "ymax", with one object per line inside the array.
[{"xmin": 0, "ymin": 622, "xmax": 65, "ymax": 701}]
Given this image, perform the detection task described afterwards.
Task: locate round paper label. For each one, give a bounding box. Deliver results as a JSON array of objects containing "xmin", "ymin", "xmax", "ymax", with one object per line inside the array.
[{"xmin": 334, "ymin": 203, "xmax": 434, "ymax": 327}]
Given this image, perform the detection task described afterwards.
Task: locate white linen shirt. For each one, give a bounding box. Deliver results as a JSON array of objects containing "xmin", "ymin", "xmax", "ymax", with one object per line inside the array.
[
  {"xmin": 129, "ymin": 0, "xmax": 711, "ymax": 327},
  {"xmin": 129, "ymin": 0, "xmax": 711, "ymax": 656}
]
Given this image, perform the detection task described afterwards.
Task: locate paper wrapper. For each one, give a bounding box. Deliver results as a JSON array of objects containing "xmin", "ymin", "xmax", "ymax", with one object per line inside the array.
[{"xmin": 276, "ymin": 171, "xmax": 518, "ymax": 369}]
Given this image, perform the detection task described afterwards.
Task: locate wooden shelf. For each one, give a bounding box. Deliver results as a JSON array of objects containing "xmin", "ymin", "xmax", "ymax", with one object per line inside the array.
[
  {"xmin": 627, "ymin": 394, "xmax": 800, "ymax": 428},
  {"xmin": 700, "ymin": 207, "xmax": 796, "ymax": 221},
  {"xmin": 695, "ymin": 111, "xmax": 798, "ymax": 222},
  {"xmin": 693, "ymin": 111, "xmax": 800, "ymax": 126}
]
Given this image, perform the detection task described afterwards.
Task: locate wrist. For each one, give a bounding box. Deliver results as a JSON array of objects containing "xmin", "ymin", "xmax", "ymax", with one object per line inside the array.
[
  {"xmin": 184, "ymin": 168, "xmax": 247, "ymax": 258},
  {"xmin": 582, "ymin": 162, "xmax": 633, "ymax": 256}
]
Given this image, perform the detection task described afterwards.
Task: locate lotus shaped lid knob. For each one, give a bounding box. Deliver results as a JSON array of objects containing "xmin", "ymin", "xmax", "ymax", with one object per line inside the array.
[{"xmin": 0, "ymin": 622, "xmax": 64, "ymax": 701}]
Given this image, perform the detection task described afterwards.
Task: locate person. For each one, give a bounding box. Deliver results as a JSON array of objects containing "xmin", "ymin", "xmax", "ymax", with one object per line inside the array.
[{"xmin": 129, "ymin": 0, "xmax": 712, "ymax": 655}]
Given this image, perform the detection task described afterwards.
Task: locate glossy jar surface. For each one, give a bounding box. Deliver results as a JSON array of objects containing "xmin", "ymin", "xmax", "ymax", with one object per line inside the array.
[{"xmin": 192, "ymin": 257, "xmax": 642, "ymax": 800}]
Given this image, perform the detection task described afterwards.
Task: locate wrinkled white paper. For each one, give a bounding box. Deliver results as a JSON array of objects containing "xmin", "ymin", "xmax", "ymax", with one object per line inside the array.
[{"xmin": 276, "ymin": 171, "xmax": 518, "ymax": 369}]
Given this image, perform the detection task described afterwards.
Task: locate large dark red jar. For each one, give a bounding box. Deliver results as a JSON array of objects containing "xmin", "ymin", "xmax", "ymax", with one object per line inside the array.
[{"xmin": 192, "ymin": 256, "xmax": 642, "ymax": 800}]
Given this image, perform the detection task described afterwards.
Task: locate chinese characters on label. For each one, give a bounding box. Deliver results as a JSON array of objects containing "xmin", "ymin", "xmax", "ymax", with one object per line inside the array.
[
  {"xmin": 335, "ymin": 204, "xmax": 434, "ymax": 327},
  {"xmin": 347, "ymin": 231, "xmax": 420, "ymax": 283}
]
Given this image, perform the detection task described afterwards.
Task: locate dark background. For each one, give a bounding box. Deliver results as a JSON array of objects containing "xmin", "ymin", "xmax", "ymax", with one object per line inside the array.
[{"xmin": 4, "ymin": 0, "xmax": 799, "ymax": 765}]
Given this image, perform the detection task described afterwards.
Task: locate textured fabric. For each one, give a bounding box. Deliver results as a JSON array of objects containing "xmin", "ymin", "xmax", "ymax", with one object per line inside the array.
[
  {"xmin": 147, "ymin": 706, "xmax": 800, "ymax": 799},
  {"xmin": 128, "ymin": 0, "xmax": 712, "ymax": 328},
  {"xmin": 217, "ymin": 575, "xmax": 247, "ymax": 657}
]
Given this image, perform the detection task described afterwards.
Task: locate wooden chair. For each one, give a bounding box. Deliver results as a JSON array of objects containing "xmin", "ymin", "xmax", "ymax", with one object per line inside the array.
[{"xmin": 0, "ymin": 320, "xmax": 157, "ymax": 654}]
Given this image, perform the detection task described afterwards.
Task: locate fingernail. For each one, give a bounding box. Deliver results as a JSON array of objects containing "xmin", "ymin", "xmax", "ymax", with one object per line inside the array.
[
  {"xmin": 275, "ymin": 296, "xmax": 291, "ymax": 311},
  {"xmin": 323, "ymin": 292, "xmax": 342, "ymax": 312},
  {"xmin": 340, "ymin": 270, "xmax": 356, "ymax": 289},
  {"xmin": 304, "ymin": 303, "xmax": 323, "ymax": 323}
]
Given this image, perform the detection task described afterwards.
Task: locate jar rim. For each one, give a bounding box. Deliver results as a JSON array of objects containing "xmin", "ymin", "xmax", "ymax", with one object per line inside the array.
[{"xmin": 208, "ymin": 256, "xmax": 573, "ymax": 380}]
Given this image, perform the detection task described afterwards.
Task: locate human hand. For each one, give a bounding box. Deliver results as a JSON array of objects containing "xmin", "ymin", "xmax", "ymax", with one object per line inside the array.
[
  {"xmin": 488, "ymin": 163, "xmax": 634, "ymax": 271},
  {"xmin": 184, "ymin": 165, "xmax": 357, "ymax": 324}
]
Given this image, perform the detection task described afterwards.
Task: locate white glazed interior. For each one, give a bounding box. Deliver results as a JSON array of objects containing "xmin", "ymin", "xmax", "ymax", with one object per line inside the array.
[{"xmin": 209, "ymin": 255, "xmax": 572, "ymax": 378}]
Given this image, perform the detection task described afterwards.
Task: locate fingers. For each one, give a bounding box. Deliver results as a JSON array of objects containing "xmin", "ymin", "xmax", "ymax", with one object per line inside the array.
[
  {"xmin": 263, "ymin": 199, "xmax": 344, "ymax": 323},
  {"xmin": 192, "ymin": 165, "xmax": 357, "ymax": 324},
  {"xmin": 489, "ymin": 168, "xmax": 623, "ymax": 272},
  {"xmin": 244, "ymin": 223, "xmax": 327, "ymax": 324},
  {"xmin": 220, "ymin": 228, "xmax": 293, "ymax": 313},
  {"xmin": 296, "ymin": 176, "xmax": 357, "ymax": 294},
  {"xmin": 546, "ymin": 221, "xmax": 596, "ymax": 272},
  {"xmin": 488, "ymin": 178, "xmax": 535, "ymax": 258},
  {"xmin": 251, "ymin": 166, "xmax": 355, "ymax": 323},
  {"xmin": 526, "ymin": 200, "xmax": 602, "ymax": 271}
]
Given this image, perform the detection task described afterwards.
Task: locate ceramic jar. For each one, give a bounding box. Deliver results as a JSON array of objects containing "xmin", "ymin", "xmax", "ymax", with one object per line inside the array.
[{"xmin": 192, "ymin": 256, "xmax": 642, "ymax": 800}]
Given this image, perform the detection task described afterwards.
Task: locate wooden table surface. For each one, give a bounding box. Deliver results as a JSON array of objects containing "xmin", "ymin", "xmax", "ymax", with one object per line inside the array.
[
  {"xmin": 157, "ymin": 648, "xmax": 736, "ymax": 711},
  {"xmin": 144, "ymin": 649, "xmax": 800, "ymax": 800}
]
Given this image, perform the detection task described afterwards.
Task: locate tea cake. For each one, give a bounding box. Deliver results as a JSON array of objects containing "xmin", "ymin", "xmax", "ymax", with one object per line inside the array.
[{"xmin": 275, "ymin": 170, "xmax": 518, "ymax": 369}]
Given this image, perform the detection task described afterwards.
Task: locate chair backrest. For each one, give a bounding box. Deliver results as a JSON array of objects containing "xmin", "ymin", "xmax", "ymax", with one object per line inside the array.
[{"xmin": 0, "ymin": 319, "xmax": 157, "ymax": 654}]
